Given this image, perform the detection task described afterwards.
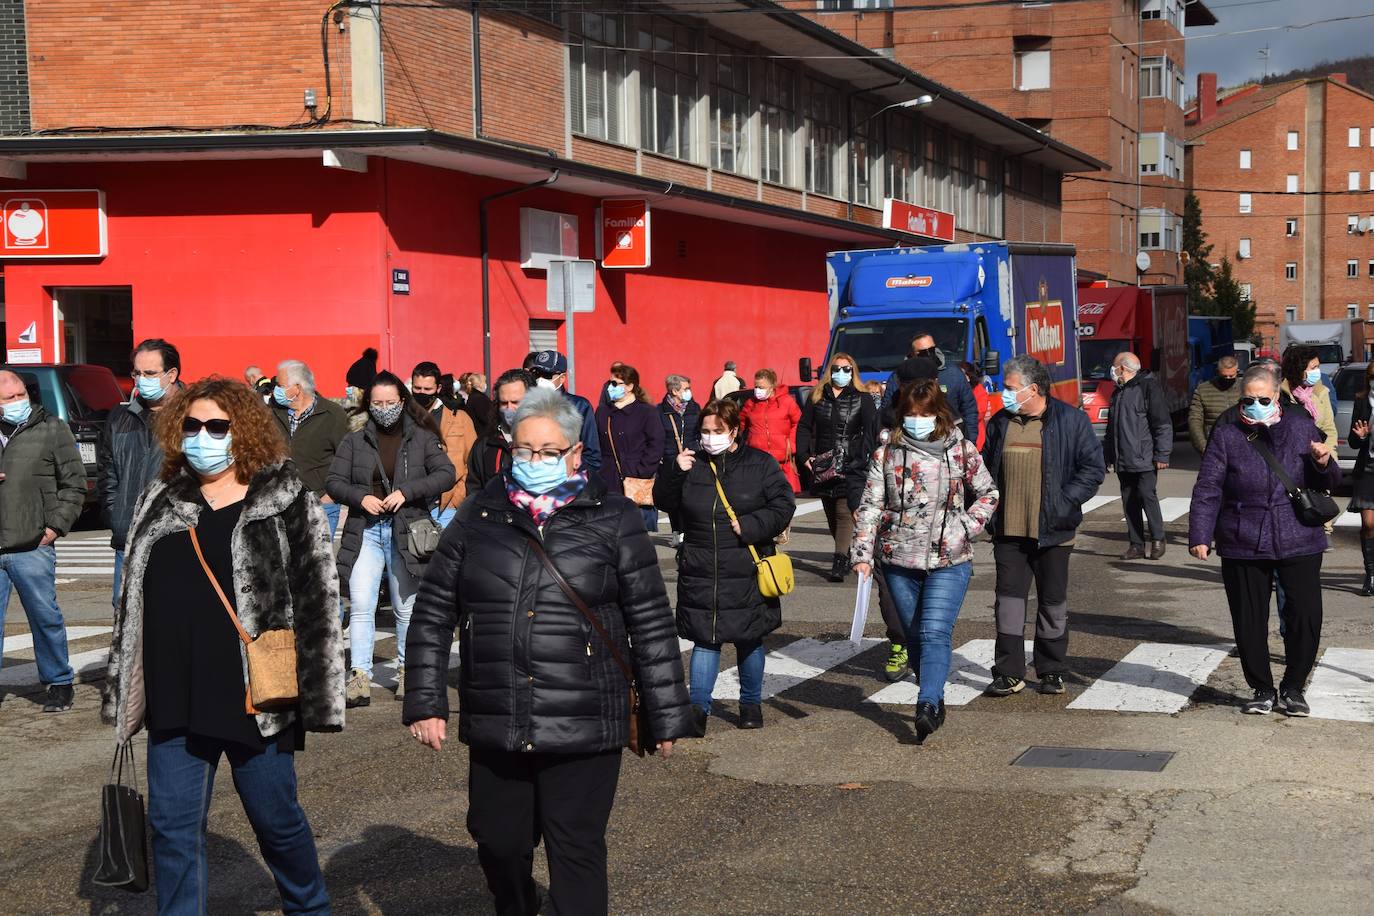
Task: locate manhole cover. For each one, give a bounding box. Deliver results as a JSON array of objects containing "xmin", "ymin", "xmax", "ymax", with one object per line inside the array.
[{"xmin": 1011, "ymin": 746, "xmax": 1174, "ymax": 772}]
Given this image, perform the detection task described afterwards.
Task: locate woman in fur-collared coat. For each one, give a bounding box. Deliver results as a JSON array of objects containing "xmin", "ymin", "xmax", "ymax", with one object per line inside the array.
[{"xmin": 102, "ymin": 377, "xmax": 344, "ymax": 915}]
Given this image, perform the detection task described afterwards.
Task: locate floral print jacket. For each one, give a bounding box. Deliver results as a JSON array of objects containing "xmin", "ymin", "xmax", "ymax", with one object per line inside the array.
[{"xmin": 850, "ymin": 432, "xmax": 1000, "ymax": 570}]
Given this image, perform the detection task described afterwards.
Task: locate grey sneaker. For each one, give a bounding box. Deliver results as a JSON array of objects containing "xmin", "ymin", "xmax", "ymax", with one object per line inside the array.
[
  {"xmin": 1039, "ymin": 673, "xmax": 1066, "ymax": 695},
  {"xmin": 1279, "ymin": 688, "xmax": 1310, "ymax": 717},
  {"xmin": 394, "ymin": 664, "xmax": 405, "ymax": 701},
  {"xmin": 346, "ymin": 668, "xmax": 371, "ymax": 708},
  {"xmin": 1242, "ymin": 688, "xmax": 1276, "ymax": 715},
  {"xmin": 41, "ymin": 684, "xmax": 74, "ymax": 713}
]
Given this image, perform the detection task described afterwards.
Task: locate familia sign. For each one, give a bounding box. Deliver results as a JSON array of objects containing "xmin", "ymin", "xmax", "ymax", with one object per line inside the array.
[
  {"xmin": 597, "ymin": 199, "xmax": 650, "ymax": 269},
  {"xmin": 881, "ymin": 198, "xmax": 956, "ymax": 243}
]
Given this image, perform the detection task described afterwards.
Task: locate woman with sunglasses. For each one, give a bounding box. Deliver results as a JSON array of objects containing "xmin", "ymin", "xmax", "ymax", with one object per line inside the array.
[
  {"xmin": 797, "ymin": 352, "xmax": 878, "ymax": 581},
  {"xmin": 595, "ymin": 363, "xmax": 664, "ymax": 532},
  {"xmin": 1188, "ymin": 363, "xmax": 1340, "ymax": 717},
  {"xmin": 102, "ymin": 377, "xmax": 344, "ymax": 914},
  {"xmin": 328, "ymin": 370, "xmax": 454, "ymax": 708}
]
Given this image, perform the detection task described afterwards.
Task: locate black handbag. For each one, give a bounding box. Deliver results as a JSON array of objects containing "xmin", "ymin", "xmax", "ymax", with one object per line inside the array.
[
  {"xmin": 1245, "ymin": 432, "xmax": 1340, "ymax": 527},
  {"xmin": 92, "ymin": 739, "xmax": 150, "ymax": 893}
]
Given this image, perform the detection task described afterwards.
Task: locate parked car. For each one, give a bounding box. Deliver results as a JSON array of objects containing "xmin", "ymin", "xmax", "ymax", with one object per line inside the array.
[
  {"xmin": 1332, "ymin": 362, "xmax": 1367, "ymax": 472},
  {"xmin": 0, "ymin": 363, "xmax": 126, "ymax": 505}
]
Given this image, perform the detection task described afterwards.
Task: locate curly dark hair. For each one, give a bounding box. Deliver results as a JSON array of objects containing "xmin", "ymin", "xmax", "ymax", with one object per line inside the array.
[
  {"xmin": 156, "ymin": 376, "xmax": 288, "ymax": 483},
  {"xmin": 1280, "ymin": 344, "xmax": 1319, "ymax": 390}
]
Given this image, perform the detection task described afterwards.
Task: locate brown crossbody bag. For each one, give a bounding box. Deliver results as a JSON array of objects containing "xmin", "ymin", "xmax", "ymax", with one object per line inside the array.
[
  {"xmin": 521, "ymin": 532, "xmax": 652, "ymax": 757},
  {"xmin": 189, "ymin": 528, "xmax": 299, "ymax": 714}
]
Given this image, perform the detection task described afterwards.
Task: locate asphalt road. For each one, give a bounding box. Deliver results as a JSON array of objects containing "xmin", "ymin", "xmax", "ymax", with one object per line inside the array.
[{"xmin": 2, "ymin": 442, "xmax": 1373, "ymax": 915}]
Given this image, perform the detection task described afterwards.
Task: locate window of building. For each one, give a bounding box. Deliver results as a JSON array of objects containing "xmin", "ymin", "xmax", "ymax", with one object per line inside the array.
[
  {"xmin": 568, "ymin": 13, "xmax": 629, "ymax": 144},
  {"xmin": 1369, "ymin": 260, "xmax": 1374, "ymax": 279},
  {"xmin": 816, "ymin": 0, "xmax": 894, "ymax": 9},
  {"xmin": 1239, "ymin": 238, "xmax": 1252, "ymax": 259},
  {"xmin": 710, "ymin": 46, "xmax": 751, "ymax": 175},
  {"xmin": 950, "ymin": 135, "xmax": 974, "ymax": 230},
  {"xmin": 974, "ymin": 145, "xmax": 1000, "ymax": 236},
  {"xmin": 1139, "ymin": 208, "xmax": 1181, "ymax": 251},
  {"xmin": 1139, "ymin": 133, "xmax": 1184, "ymax": 179},
  {"xmin": 887, "ymin": 114, "xmax": 919, "ymax": 205},
  {"xmin": 1351, "ymin": 127, "xmax": 1362, "ymax": 148},
  {"xmin": 1286, "ymin": 306, "xmax": 1298, "ymax": 322},
  {"xmin": 1239, "ymin": 149, "xmax": 1251, "ymax": 169},
  {"xmin": 759, "ymin": 62, "xmax": 797, "ymax": 187},
  {"xmin": 638, "ymin": 19, "xmax": 699, "ymax": 162},
  {"xmin": 852, "ymin": 99, "xmax": 878, "ymax": 208},
  {"xmin": 1287, "ymin": 174, "xmax": 1299, "ymax": 193},
  {"xmin": 1351, "ymin": 172, "xmax": 1362, "ymax": 192},
  {"xmin": 1286, "ymin": 262, "xmax": 1297, "ymax": 280},
  {"xmin": 1351, "ymin": 215, "xmax": 1361, "ymax": 234},
  {"xmin": 804, "ymin": 79, "xmax": 843, "ymax": 197},
  {"xmin": 1287, "ymin": 131, "xmax": 1299, "ymax": 151},
  {"xmin": 1286, "ymin": 217, "xmax": 1298, "ymax": 236},
  {"xmin": 1139, "ymin": 56, "xmax": 1184, "ymax": 105},
  {"xmin": 1350, "ymin": 260, "xmax": 1361, "ymax": 279},
  {"xmin": 924, "ymin": 125, "xmax": 949, "ymax": 212},
  {"xmin": 1140, "ymin": 0, "xmax": 1184, "ymax": 29},
  {"xmin": 1240, "ymin": 283, "xmax": 1252, "ymax": 301},
  {"xmin": 1350, "ymin": 304, "xmax": 1360, "ymax": 319},
  {"xmin": 1014, "ymin": 39, "xmax": 1051, "ymax": 91},
  {"xmin": 1239, "ymin": 192, "xmax": 1252, "ymax": 213},
  {"xmin": 1368, "ymin": 304, "xmax": 1374, "ymax": 321}
]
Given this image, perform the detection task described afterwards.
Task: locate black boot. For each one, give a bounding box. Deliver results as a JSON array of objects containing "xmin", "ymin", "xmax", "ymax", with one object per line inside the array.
[
  {"xmin": 690, "ymin": 706, "xmax": 708, "ymax": 738},
  {"xmin": 914, "ymin": 702, "xmax": 941, "ymax": 743},
  {"xmin": 739, "ymin": 704, "xmax": 764, "ymax": 729},
  {"xmin": 827, "ymin": 554, "xmax": 848, "ymax": 583},
  {"xmin": 1362, "ymin": 536, "xmax": 1374, "ymax": 597}
]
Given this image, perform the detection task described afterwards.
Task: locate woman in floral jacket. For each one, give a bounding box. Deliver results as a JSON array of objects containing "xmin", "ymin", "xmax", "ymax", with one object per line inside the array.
[{"xmin": 851, "ymin": 379, "xmax": 999, "ymax": 742}]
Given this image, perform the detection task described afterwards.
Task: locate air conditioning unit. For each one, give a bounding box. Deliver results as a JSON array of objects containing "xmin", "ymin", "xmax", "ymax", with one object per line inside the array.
[{"xmin": 520, "ymin": 208, "xmax": 580, "ymax": 270}]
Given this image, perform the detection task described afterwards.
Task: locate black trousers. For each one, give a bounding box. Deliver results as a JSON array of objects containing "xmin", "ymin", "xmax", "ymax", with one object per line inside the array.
[
  {"xmin": 992, "ymin": 538, "xmax": 1073, "ymax": 678},
  {"xmin": 874, "ymin": 565, "xmax": 906, "ymax": 646},
  {"xmin": 467, "ymin": 748, "xmax": 623, "ymax": 916},
  {"xmin": 1119, "ymin": 470, "xmax": 1164, "ymax": 546},
  {"xmin": 1220, "ymin": 554, "xmax": 1324, "ymax": 693}
]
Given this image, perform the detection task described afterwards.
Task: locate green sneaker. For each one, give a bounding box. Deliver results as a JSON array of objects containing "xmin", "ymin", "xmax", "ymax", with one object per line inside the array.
[{"xmin": 884, "ymin": 643, "xmax": 910, "ymax": 682}]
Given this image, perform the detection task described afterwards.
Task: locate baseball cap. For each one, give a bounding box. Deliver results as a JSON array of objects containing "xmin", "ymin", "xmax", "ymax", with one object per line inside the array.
[{"xmin": 532, "ymin": 350, "xmax": 568, "ymax": 376}]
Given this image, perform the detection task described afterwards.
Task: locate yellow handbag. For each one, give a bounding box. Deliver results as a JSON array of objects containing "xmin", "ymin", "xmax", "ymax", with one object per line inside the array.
[{"xmin": 708, "ymin": 461, "xmax": 795, "ymax": 598}]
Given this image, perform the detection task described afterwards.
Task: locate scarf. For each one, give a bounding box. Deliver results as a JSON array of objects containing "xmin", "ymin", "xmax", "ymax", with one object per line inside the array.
[
  {"xmin": 1292, "ymin": 384, "xmax": 1317, "ymax": 421},
  {"xmin": 505, "ymin": 470, "xmax": 589, "ymax": 526}
]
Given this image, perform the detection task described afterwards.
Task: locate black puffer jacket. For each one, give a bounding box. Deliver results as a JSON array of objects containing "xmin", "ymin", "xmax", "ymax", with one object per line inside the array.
[
  {"xmin": 96, "ymin": 398, "xmax": 165, "ymax": 551},
  {"xmin": 653, "ymin": 445, "xmax": 796, "ymax": 644},
  {"xmin": 402, "ymin": 475, "xmax": 693, "ymax": 753},
  {"xmin": 326, "ymin": 415, "xmax": 455, "ymax": 579},
  {"xmin": 659, "ymin": 397, "xmax": 701, "ymax": 458},
  {"xmin": 796, "ymin": 385, "xmax": 877, "ymax": 508}
]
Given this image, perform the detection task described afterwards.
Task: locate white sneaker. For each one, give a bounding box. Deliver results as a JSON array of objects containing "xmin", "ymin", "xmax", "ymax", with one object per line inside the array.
[{"xmin": 672, "ymin": 532, "xmax": 684, "ymax": 548}]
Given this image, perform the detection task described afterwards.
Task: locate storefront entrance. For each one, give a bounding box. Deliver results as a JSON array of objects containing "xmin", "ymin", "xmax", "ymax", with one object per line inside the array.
[{"xmin": 53, "ymin": 286, "xmax": 133, "ymax": 375}]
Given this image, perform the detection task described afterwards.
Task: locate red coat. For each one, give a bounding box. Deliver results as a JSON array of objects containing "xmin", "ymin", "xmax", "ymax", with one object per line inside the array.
[
  {"xmin": 970, "ymin": 384, "xmax": 992, "ymax": 451},
  {"xmin": 740, "ymin": 393, "xmax": 802, "ymax": 492}
]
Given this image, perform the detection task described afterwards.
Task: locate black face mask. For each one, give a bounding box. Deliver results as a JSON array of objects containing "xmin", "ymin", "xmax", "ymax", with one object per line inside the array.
[
  {"xmin": 916, "ymin": 347, "xmax": 946, "ymax": 369},
  {"xmin": 413, "ymin": 393, "xmax": 437, "ymax": 409},
  {"xmin": 1214, "ymin": 377, "xmax": 1237, "ymax": 391}
]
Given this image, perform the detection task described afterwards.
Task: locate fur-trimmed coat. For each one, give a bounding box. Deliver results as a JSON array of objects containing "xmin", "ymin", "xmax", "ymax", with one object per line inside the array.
[{"xmin": 101, "ymin": 460, "xmax": 346, "ymax": 744}]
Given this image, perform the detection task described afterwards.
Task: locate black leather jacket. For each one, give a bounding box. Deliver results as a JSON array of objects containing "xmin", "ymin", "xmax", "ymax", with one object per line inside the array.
[
  {"xmin": 797, "ymin": 386, "xmax": 877, "ymax": 507},
  {"xmin": 96, "ymin": 398, "xmax": 164, "ymax": 551}
]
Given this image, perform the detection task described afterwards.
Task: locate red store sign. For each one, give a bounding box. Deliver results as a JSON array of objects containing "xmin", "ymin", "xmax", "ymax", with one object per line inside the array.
[
  {"xmin": 1, "ymin": 189, "xmax": 107, "ymax": 258},
  {"xmin": 882, "ymin": 198, "xmax": 956, "ymax": 243},
  {"xmin": 597, "ymin": 199, "xmax": 651, "ymax": 269}
]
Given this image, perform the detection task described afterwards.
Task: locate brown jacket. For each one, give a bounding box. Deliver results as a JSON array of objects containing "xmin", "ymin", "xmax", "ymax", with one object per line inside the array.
[{"xmin": 435, "ymin": 406, "xmax": 477, "ymax": 511}]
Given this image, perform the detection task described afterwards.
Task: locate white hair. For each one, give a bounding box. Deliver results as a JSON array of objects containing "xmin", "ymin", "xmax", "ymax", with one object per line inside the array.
[
  {"xmin": 277, "ymin": 360, "xmax": 316, "ymax": 396},
  {"xmin": 513, "ymin": 387, "xmax": 582, "ymax": 444}
]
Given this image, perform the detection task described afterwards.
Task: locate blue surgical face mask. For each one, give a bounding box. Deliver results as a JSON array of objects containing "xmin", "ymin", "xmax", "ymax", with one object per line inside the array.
[
  {"xmin": 606, "ymin": 384, "xmax": 626, "ymax": 402},
  {"xmin": 1304, "ymin": 368, "xmax": 1321, "ymax": 387},
  {"xmin": 511, "ymin": 455, "xmax": 570, "ymax": 494},
  {"xmin": 903, "ymin": 416, "xmax": 937, "ymax": 440},
  {"xmin": 136, "ymin": 375, "xmax": 167, "ymax": 402},
  {"xmin": 183, "ymin": 430, "xmax": 234, "ymax": 476},
  {"xmin": 831, "ymin": 368, "xmax": 853, "ymax": 387},
  {"xmin": 1242, "ymin": 399, "xmax": 1279, "ymax": 423},
  {"xmin": 1002, "ymin": 386, "xmax": 1025, "ymax": 414},
  {"xmin": 499, "ymin": 406, "xmax": 518, "ymax": 428},
  {"xmin": 2, "ymin": 397, "xmax": 32, "ymax": 425},
  {"xmin": 273, "ymin": 384, "xmax": 292, "ymax": 407}
]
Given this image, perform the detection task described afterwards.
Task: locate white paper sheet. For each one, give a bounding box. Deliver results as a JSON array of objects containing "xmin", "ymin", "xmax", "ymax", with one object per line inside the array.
[{"xmin": 849, "ymin": 571, "xmax": 872, "ymax": 644}]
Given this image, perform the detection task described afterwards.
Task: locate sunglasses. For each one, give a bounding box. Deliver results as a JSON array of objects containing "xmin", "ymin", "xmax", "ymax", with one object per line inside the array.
[
  {"xmin": 182, "ymin": 417, "xmax": 232, "ymax": 439},
  {"xmin": 1240, "ymin": 396, "xmax": 1274, "ymax": 407}
]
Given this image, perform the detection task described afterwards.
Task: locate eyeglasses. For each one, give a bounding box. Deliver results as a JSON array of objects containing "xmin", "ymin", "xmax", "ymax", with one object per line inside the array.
[
  {"xmin": 512, "ymin": 445, "xmax": 573, "ymax": 464},
  {"xmin": 131, "ymin": 369, "xmax": 166, "ymax": 379},
  {"xmin": 1240, "ymin": 396, "xmax": 1274, "ymax": 407},
  {"xmin": 183, "ymin": 417, "xmax": 232, "ymax": 439}
]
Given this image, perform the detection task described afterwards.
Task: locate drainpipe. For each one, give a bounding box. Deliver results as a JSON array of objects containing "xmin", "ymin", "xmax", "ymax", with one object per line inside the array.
[
  {"xmin": 472, "ymin": 1, "xmax": 484, "ymax": 136},
  {"xmin": 479, "ymin": 171, "xmax": 560, "ymax": 382}
]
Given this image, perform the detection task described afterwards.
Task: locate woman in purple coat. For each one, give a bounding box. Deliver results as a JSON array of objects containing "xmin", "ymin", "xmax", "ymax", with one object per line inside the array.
[
  {"xmin": 1188, "ymin": 363, "xmax": 1339, "ymax": 717},
  {"xmin": 597, "ymin": 363, "xmax": 665, "ymax": 531}
]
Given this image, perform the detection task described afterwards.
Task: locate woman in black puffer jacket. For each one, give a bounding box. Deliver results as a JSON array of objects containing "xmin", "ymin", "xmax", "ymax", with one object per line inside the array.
[
  {"xmin": 403, "ymin": 387, "xmax": 691, "ymax": 916},
  {"xmin": 797, "ymin": 352, "xmax": 878, "ymax": 582},
  {"xmin": 654, "ymin": 398, "xmax": 796, "ymax": 734}
]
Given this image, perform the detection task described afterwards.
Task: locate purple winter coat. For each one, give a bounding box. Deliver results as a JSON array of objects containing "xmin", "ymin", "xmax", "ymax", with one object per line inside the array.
[
  {"xmin": 1188, "ymin": 408, "xmax": 1341, "ymax": 560},
  {"xmin": 596, "ymin": 400, "xmax": 665, "ymax": 496}
]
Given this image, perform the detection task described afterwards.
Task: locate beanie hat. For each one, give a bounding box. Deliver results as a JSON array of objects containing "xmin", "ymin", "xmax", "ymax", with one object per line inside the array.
[{"xmin": 346, "ymin": 347, "xmax": 379, "ymax": 390}]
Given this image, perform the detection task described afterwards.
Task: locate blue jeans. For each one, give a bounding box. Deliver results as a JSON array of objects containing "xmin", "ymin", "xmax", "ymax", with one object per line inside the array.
[
  {"xmin": 689, "ymin": 641, "xmax": 765, "ymax": 711},
  {"xmin": 321, "ymin": 499, "xmax": 341, "ymax": 538},
  {"xmin": 883, "ymin": 561, "xmax": 974, "ymax": 706},
  {"xmin": 347, "ymin": 519, "xmax": 418, "ymax": 678},
  {"xmin": 112, "ymin": 548, "xmax": 125, "ymax": 607},
  {"xmin": 146, "ymin": 730, "xmax": 328, "ymax": 915},
  {"xmin": 640, "ymin": 507, "xmax": 658, "ymax": 532},
  {"xmin": 0, "ymin": 546, "xmax": 74, "ymax": 686},
  {"xmin": 431, "ymin": 507, "xmax": 457, "ymax": 529}
]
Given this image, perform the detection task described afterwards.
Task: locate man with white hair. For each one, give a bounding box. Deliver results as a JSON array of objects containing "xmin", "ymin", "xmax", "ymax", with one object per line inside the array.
[
  {"xmin": 1104, "ymin": 351, "xmax": 1174, "ymax": 560},
  {"xmin": 270, "ymin": 359, "xmax": 350, "ymax": 536}
]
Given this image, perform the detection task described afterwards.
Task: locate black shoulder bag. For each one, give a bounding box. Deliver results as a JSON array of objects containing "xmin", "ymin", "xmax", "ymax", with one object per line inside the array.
[
  {"xmin": 1244, "ymin": 432, "xmax": 1340, "ymax": 527},
  {"xmin": 521, "ymin": 533, "xmax": 652, "ymax": 757}
]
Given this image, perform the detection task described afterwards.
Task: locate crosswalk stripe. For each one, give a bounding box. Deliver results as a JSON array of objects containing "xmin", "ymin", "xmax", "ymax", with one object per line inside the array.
[
  {"xmin": 657, "ymin": 500, "xmax": 822, "ymax": 529},
  {"xmin": 2, "ymin": 625, "xmax": 111, "ymax": 654},
  {"xmin": 1066, "ymin": 643, "xmax": 1232, "ymax": 713},
  {"xmin": 1306, "ymin": 648, "xmax": 1374, "ymax": 722},
  {"xmin": 865, "ymin": 639, "xmax": 1034, "ymax": 707},
  {"xmin": 55, "ymin": 567, "xmax": 116, "ymax": 574},
  {"xmin": 0, "ymin": 646, "xmax": 109, "ymax": 687},
  {"xmin": 710, "ymin": 637, "xmax": 882, "ymax": 701},
  {"xmin": 370, "ymin": 645, "xmax": 460, "ymax": 689},
  {"xmin": 1082, "ymin": 495, "xmax": 1119, "ymax": 515},
  {"xmin": 1117, "ymin": 497, "xmax": 1191, "ymax": 524},
  {"xmin": 1334, "ymin": 513, "xmax": 1362, "ymax": 528}
]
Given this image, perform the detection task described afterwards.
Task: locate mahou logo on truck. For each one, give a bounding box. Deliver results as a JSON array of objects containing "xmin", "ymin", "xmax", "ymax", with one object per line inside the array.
[
  {"xmin": 1025, "ymin": 278, "xmax": 1066, "ymax": 366},
  {"xmin": 885, "ymin": 275, "xmax": 933, "ymax": 288}
]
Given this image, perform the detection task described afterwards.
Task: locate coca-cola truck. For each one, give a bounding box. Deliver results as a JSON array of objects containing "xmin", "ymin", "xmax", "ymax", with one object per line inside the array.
[{"xmin": 1077, "ymin": 285, "xmax": 1190, "ymax": 437}]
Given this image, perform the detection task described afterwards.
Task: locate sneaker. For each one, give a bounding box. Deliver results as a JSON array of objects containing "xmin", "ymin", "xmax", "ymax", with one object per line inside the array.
[
  {"xmin": 914, "ymin": 702, "xmax": 941, "ymax": 742},
  {"xmin": 826, "ymin": 555, "xmax": 848, "ymax": 583},
  {"xmin": 41, "ymin": 684, "xmax": 74, "ymax": 713},
  {"xmin": 984, "ymin": 675, "xmax": 1025, "ymax": 697},
  {"xmin": 883, "ymin": 644, "xmax": 910, "ymax": 682},
  {"xmin": 1279, "ymin": 688, "xmax": 1310, "ymax": 717},
  {"xmin": 346, "ymin": 668, "xmax": 371, "ymax": 708},
  {"xmin": 1122, "ymin": 544, "xmax": 1146, "ymax": 560},
  {"xmin": 1242, "ymin": 688, "xmax": 1277, "ymax": 715},
  {"xmin": 393, "ymin": 664, "xmax": 405, "ymax": 701},
  {"xmin": 1039, "ymin": 673, "xmax": 1066, "ymax": 695},
  {"xmin": 671, "ymin": 532, "xmax": 685, "ymax": 549}
]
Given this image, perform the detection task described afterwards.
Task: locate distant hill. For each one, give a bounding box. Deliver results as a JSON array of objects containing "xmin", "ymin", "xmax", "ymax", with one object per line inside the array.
[{"xmin": 1256, "ymin": 55, "xmax": 1374, "ymax": 95}]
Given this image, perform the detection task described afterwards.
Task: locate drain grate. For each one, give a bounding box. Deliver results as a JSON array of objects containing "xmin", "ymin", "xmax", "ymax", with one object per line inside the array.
[{"xmin": 1011, "ymin": 746, "xmax": 1174, "ymax": 773}]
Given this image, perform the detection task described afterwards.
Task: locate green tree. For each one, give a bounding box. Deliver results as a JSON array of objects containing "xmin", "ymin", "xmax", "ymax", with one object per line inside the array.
[
  {"xmin": 1210, "ymin": 256, "xmax": 1257, "ymax": 339},
  {"xmin": 1182, "ymin": 191, "xmax": 1215, "ymax": 312}
]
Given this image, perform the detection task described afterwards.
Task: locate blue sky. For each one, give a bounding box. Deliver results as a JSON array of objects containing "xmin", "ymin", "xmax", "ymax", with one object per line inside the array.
[{"xmin": 1185, "ymin": 0, "xmax": 1374, "ymax": 89}]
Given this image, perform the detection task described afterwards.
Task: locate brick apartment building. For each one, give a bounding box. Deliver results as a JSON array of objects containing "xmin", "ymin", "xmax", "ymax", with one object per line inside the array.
[
  {"xmin": 1186, "ymin": 73, "xmax": 1374, "ymax": 348},
  {"xmin": 792, "ymin": 0, "xmax": 1215, "ymax": 287},
  {"xmin": 0, "ymin": 0, "xmax": 1099, "ymax": 394}
]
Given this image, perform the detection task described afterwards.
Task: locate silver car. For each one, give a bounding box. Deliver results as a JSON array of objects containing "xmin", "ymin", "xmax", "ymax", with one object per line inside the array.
[{"xmin": 1333, "ymin": 363, "xmax": 1367, "ymax": 471}]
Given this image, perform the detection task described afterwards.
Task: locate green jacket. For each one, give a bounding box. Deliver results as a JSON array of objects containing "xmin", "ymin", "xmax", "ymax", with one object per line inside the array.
[
  {"xmin": 0, "ymin": 406, "xmax": 87, "ymax": 551},
  {"xmin": 1188, "ymin": 378, "xmax": 1241, "ymax": 453},
  {"xmin": 271, "ymin": 397, "xmax": 350, "ymax": 496}
]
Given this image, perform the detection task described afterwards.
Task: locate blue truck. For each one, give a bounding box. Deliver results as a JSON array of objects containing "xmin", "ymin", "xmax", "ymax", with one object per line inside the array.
[
  {"xmin": 1186, "ymin": 315, "xmax": 1236, "ymax": 390},
  {"xmin": 802, "ymin": 241, "xmax": 1082, "ymax": 406}
]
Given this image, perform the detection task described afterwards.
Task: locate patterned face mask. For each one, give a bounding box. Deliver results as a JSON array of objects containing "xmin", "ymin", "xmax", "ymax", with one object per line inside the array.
[{"xmin": 370, "ymin": 404, "xmax": 404, "ymax": 428}]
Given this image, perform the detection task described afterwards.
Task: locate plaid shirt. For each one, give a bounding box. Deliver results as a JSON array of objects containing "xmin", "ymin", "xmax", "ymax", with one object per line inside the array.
[{"xmin": 287, "ymin": 399, "xmax": 316, "ymax": 438}]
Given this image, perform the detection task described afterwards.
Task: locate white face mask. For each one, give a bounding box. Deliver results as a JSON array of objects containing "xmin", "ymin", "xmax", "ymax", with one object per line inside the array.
[
  {"xmin": 754, "ymin": 387, "xmax": 769, "ymax": 400},
  {"xmin": 535, "ymin": 377, "xmax": 558, "ymax": 391},
  {"xmin": 701, "ymin": 432, "xmax": 732, "ymax": 455},
  {"xmin": 678, "ymin": 388, "xmax": 692, "ymax": 403}
]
